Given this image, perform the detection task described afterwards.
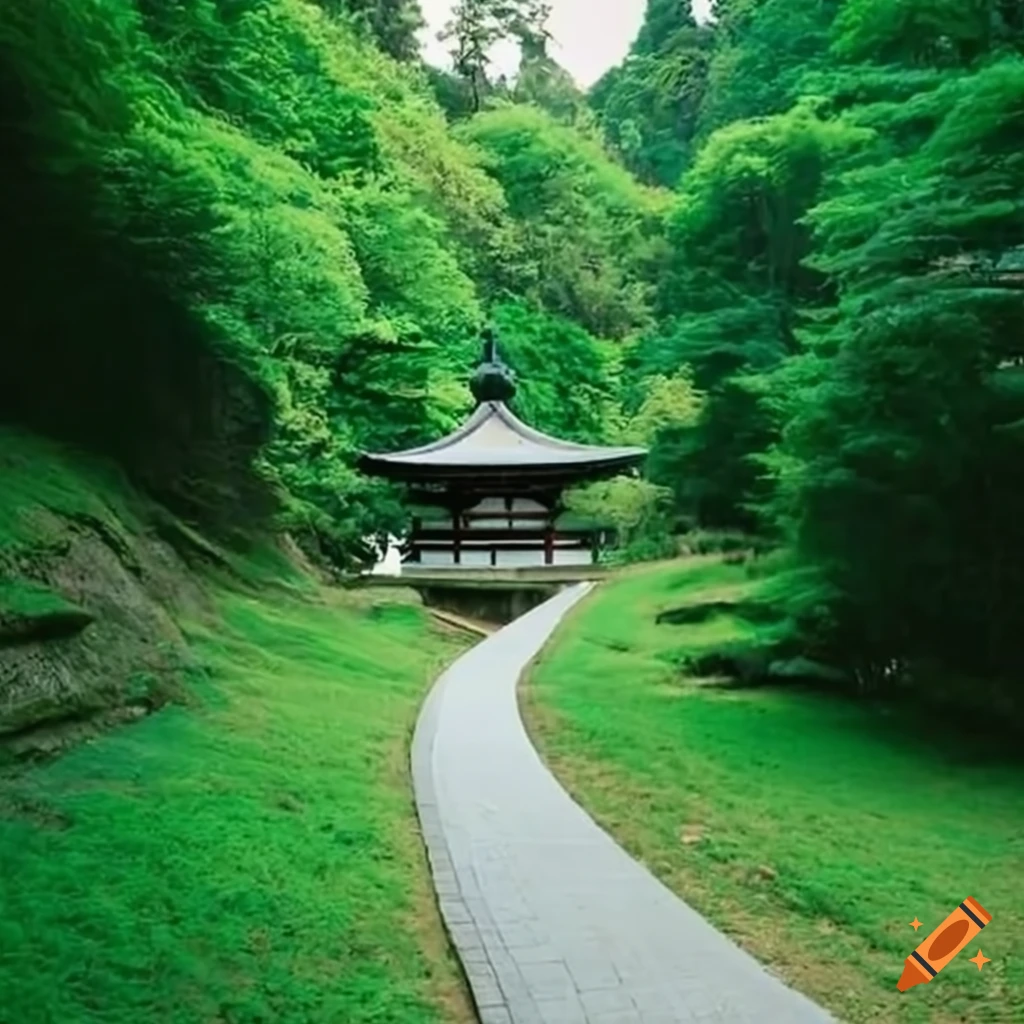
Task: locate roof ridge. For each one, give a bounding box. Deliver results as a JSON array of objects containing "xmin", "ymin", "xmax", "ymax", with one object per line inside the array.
[
  {"xmin": 360, "ymin": 401, "xmax": 500, "ymax": 459},
  {"xmin": 492, "ymin": 403, "xmax": 643, "ymax": 455}
]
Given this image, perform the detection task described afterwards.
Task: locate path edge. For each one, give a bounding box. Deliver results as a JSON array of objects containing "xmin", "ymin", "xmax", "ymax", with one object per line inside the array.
[
  {"xmin": 409, "ymin": 585, "xmax": 593, "ymax": 1023},
  {"xmin": 410, "ymin": 645, "xmax": 488, "ymax": 1014}
]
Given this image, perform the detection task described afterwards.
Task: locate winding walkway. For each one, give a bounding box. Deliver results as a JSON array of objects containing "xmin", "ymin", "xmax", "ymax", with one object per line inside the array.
[{"xmin": 412, "ymin": 583, "xmax": 836, "ymax": 1024}]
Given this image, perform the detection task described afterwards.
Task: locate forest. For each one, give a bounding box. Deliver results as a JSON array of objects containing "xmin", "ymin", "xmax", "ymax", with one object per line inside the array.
[{"xmin": 2, "ymin": 0, "xmax": 1024, "ymax": 721}]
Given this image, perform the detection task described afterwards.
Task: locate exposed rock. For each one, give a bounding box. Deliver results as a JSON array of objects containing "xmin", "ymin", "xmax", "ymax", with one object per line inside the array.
[
  {"xmin": 1, "ymin": 505, "xmax": 206, "ymax": 755},
  {"xmin": 0, "ymin": 604, "xmax": 95, "ymax": 647},
  {"xmin": 657, "ymin": 599, "xmax": 779, "ymax": 627},
  {"xmin": 683, "ymin": 647, "xmax": 774, "ymax": 685},
  {"xmin": 150, "ymin": 506, "xmax": 231, "ymax": 568},
  {"xmin": 767, "ymin": 657, "xmax": 849, "ymax": 686}
]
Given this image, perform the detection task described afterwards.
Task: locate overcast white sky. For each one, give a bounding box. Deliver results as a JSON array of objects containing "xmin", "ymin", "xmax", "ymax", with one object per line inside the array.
[{"xmin": 419, "ymin": 0, "xmax": 713, "ymax": 88}]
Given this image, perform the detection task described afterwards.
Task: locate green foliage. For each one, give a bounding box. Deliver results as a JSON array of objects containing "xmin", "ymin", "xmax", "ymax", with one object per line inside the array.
[
  {"xmin": 3, "ymin": 0, "xmax": 683, "ymax": 569},
  {"xmin": 5, "ymin": 0, "xmax": 1024, "ymax": 718},
  {"xmin": 629, "ymin": 102, "xmax": 866, "ymax": 529},
  {"xmin": 665, "ymin": 101, "xmax": 868, "ymax": 299},
  {"xmin": 0, "ymin": 0, "xmax": 502, "ymax": 562},
  {"xmin": 632, "ymin": 0, "xmax": 697, "ymax": 57},
  {"xmin": 771, "ymin": 57, "xmax": 1024, "ymax": 687},
  {"xmin": 589, "ymin": 3, "xmax": 711, "ymax": 186},
  {"xmin": 0, "ymin": 0, "xmax": 685, "ymax": 578},
  {"xmin": 601, "ymin": 0, "xmax": 1024, "ymax": 706},
  {"xmin": 439, "ymin": 0, "xmax": 551, "ymax": 112},
  {"xmin": 513, "ymin": 52, "xmax": 585, "ymax": 124},
  {"xmin": 564, "ymin": 477, "xmax": 676, "ymax": 562},
  {"xmin": 620, "ymin": 371, "xmax": 703, "ymax": 446},
  {"xmin": 832, "ymin": 0, "xmax": 998, "ymax": 66},
  {"xmin": 697, "ymin": 0, "xmax": 839, "ymax": 135},
  {"xmin": 314, "ymin": 0, "xmax": 426, "ymax": 60},
  {"xmin": 461, "ymin": 105, "xmax": 665, "ymax": 337},
  {"xmin": 589, "ymin": 44, "xmax": 710, "ymax": 188},
  {"xmin": 490, "ymin": 302, "xmax": 619, "ymax": 442}
]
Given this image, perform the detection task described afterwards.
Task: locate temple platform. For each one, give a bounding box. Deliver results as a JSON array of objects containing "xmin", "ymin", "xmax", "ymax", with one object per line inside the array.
[
  {"xmin": 358, "ymin": 564, "xmax": 611, "ymax": 585},
  {"xmin": 348, "ymin": 565, "xmax": 611, "ymax": 624}
]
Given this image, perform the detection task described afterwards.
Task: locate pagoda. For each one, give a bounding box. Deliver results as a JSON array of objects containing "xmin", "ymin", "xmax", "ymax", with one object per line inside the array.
[{"xmin": 358, "ymin": 329, "xmax": 647, "ymax": 569}]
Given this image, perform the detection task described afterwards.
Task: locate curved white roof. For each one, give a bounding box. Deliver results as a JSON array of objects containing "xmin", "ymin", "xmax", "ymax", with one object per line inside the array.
[{"xmin": 361, "ymin": 402, "xmax": 646, "ymax": 470}]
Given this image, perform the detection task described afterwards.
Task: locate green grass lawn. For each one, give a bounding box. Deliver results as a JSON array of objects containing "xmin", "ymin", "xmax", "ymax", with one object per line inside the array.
[
  {"xmin": 0, "ymin": 586, "xmax": 474, "ymax": 1024},
  {"xmin": 523, "ymin": 558, "xmax": 1024, "ymax": 1024}
]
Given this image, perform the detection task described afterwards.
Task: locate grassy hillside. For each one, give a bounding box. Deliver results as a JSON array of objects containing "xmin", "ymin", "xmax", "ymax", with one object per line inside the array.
[
  {"xmin": 0, "ymin": 429, "xmax": 201, "ymax": 751},
  {"xmin": 523, "ymin": 559, "xmax": 1024, "ymax": 1024},
  {"xmin": 0, "ymin": 583, "xmax": 473, "ymax": 1023},
  {"xmin": 0, "ymin": 426, "xmax": 475, "ymax": 1021}
]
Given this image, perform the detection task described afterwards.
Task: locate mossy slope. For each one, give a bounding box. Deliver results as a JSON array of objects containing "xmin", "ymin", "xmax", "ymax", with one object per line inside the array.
[
  {"xmin": 0, "ymin": 429, "xmax": 211, "ymax": 751},
  {"xmin": 0, "ymin": 583, "xmax": 473, "ymax": 1022},
  {"xmin": 0, "ymin": 426, "xmax": 476, "ymax": 1022}
]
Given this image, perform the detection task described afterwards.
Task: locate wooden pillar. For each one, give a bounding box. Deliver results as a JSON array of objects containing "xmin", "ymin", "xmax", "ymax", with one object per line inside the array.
[
  {"xmin": 544, "ymin": 491, "xmax": 560, "ymax": 567},
  {"xmin": 411, "ymin": 516, "xmax": 422, "ymax": 564},
  {"xmin": 451, "ymin": 506, "xmax": 462, "ymax": 566}
]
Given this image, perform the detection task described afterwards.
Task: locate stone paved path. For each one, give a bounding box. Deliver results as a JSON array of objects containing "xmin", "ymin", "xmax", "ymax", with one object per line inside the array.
[{"xmin": 412, "ymin": 583, "xmax": 837, "ymax": 1024}]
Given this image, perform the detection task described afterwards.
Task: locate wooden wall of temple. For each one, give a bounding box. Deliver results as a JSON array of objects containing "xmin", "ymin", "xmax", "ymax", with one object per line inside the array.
[{"xmin": 407, "ymin": 496, "xmax": 601, "ymax": 568}]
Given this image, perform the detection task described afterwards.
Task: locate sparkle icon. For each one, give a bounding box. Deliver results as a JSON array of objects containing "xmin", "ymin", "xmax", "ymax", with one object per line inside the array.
[
  {"xmin": 909, "ymin": 917, "xmax": 922, "ymax": 931},
  {"xmin": 897, "ymin": 897, "xmax": 992, "ymax": 992},
  {"xmin": 968, "ymin": 950, "xmax": 990, "ymax": 971}
]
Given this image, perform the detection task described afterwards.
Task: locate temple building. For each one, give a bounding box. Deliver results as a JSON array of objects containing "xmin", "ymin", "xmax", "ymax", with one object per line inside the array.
[{"xmin": 358, "ymin": 330, "xmax": 647, "ymax": 569}]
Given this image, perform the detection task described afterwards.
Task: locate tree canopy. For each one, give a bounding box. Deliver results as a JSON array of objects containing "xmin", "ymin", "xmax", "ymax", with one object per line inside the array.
[
  {"xmin": 598, "ymin": 0, "xmax": 1024, "ymax": 706},
  {"xmin": 2, "ymin": 0, "xmax": 1023, "ymax": 714}
]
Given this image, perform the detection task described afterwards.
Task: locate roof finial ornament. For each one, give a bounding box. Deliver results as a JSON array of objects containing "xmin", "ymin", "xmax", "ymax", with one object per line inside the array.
[
  {"xmin": 470, "ymin": 323, "xmax": 517, "ymax": 405},
  {"xmin": 482, "ymin": 324, "xmax": 497, "ymax": 365}
]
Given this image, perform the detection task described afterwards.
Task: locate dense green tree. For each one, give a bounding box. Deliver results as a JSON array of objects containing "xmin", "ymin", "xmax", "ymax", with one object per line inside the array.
[
  {"xmin": 697, "ymin": 0, "xmax": 839, "ymax": 135},
  {"xmin": 0, "ymin": 0, "xmax": 668, "ymax": 564},
  {"xmin": 633, "ymin": 0, "xmax": 696, "ymax": 56},
  {"xmin": 589, "ymin": 1, "xmax": 711, "ymax": 185},
  {"xmin": 490, "ymin": 302, "xmax": 619, "ymax": 442},
  {"xmin": 564, "ymin": 476, "xmax": 676, "ymax": 561},
  {"xmin": 630, "ymin": 103, "xmax": 865, "ymax": 527},
  {"xmin": 513, "ymin": 51, "xmax": 584, "ymax": 124},
  {"xmin": 771, "ymin": 58, "xmax": 1024, "ymax": 688},
  {"xmin": 439, "ymin": 0, "xmax": 551, "ymax": 111},
  {"xmin": 0, "ymin": 0, "xmax": 492, "ymax": 559},
  {"xmin": 461, "ymin": 105, "xmax": 665, "ymax": 337},
  {"xmin": 595, "ymin": 0, "xmax": 1024, "ymax": 715},
  {"xmin": 832, "ymin": 0, "xmax": 1021, "ymax": 65},
  {"xmin": 315, "ymin": 0, "xmax": 425, "ymax": 60}
]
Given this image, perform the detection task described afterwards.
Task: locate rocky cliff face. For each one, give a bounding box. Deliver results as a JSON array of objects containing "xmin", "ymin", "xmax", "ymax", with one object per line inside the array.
[{"xmin": 0, "ymin": 431, "xmax": 210, "ymax": 759}]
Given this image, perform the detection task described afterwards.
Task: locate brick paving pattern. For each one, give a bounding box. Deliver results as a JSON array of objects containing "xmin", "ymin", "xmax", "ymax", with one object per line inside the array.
[{"xmin": 412, "ymin": 583, "xmax": 836, "ymax": 1024}]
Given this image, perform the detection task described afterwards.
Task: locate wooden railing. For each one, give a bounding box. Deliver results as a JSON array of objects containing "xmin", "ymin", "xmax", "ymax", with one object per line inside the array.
[
  {"xmin": 413, "ymin": 527, "xmax": 591, "ymax": 544},
  {"xmin": 407, "ymin": 525, "xmax": 595, "ymax": 566}
]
